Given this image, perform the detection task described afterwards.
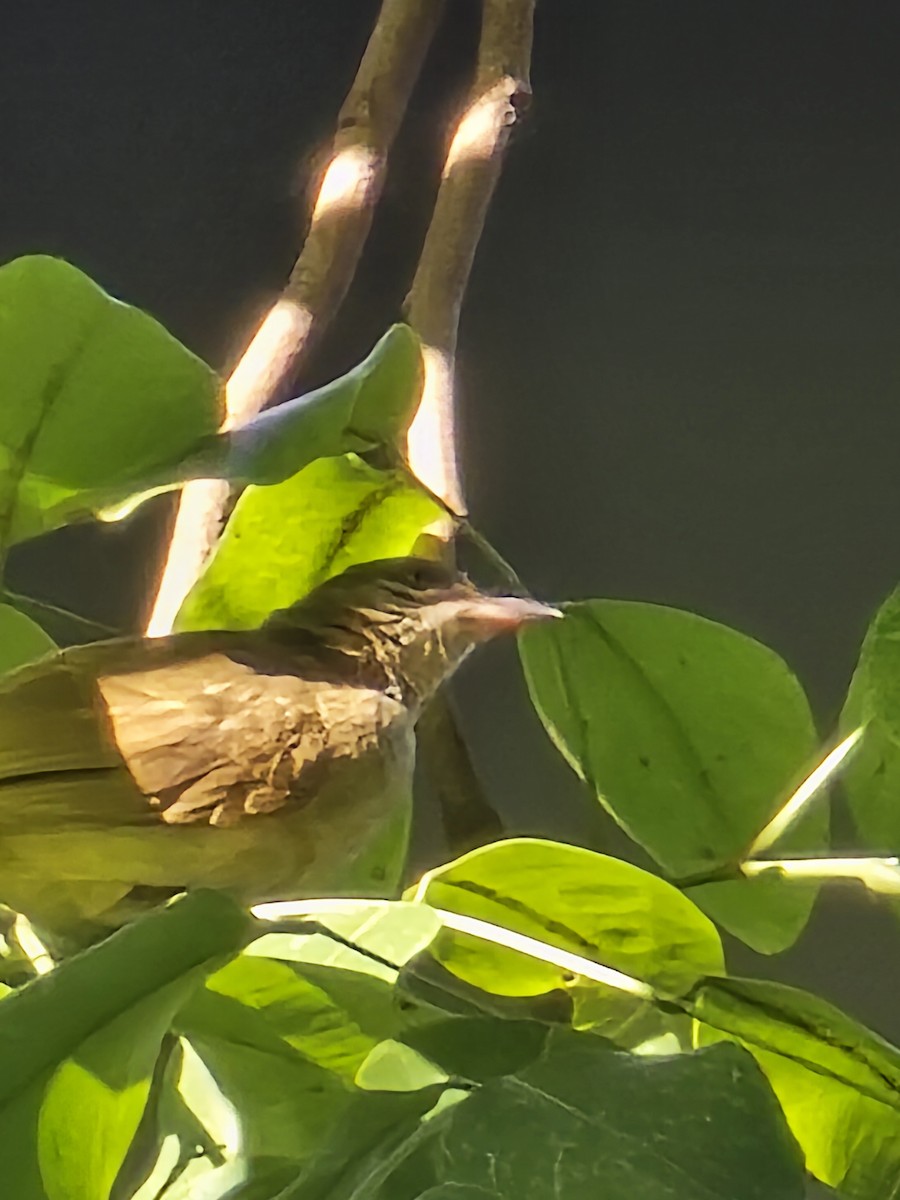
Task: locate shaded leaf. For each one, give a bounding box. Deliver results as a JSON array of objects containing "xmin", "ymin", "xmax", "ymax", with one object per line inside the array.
[
  {"xmin": 401, "ymin": 1017, "xmax": 548, "ymax": 1083},
  {"xmin": 275, "ymin": 1087, "xmax": 446, "ymax": 1200},
  {"xmin": 121, "ymin": 1038, "xmax": 230, "ymax": 1200},
  {"xmin": 0, "ymin": 889, "xmax": 251, "ymax": 1200},
  {"xmin": 411, "ymin": 838, "xmax": 723, "ymax": 997},
  {"xmin": 0, "ymin": 605, "xmax": 55, "ymax": 674},
  {"xmin": 520, "ymin": 601, "xmax": 825, "ymax": 952},
  {"xmin": 0, "ymin": 256, "xmax": 421, "ymax": 541},
  {"xmin": 693, "ymin": 975, "xmax": 900, "ymax": 1197},
  {"xmin": 176, "ymin": 453, "xmax": 441, "ymax": 632},
  {"xmin": 192, "ymin": 323, "xmax": 423, "ymax": 488},
  {"xmin": 172, "ymin": 926, "xmax": 446, "ymax": 1196},
  {"xmin": 0, "ymin": 255, "xmax": 222, "ymax": 546},
  {"xmin": 839, "ymin": 586, "xmax": 900, "ymax": 883},
  {"xmin": 371, "ymin": 1030, "xmax": 805, "ymax": 1200}
]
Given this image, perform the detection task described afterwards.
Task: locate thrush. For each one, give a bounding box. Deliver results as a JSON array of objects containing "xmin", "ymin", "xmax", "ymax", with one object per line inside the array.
[{"xmin": 0, "ymin": 557, "xmax": 557, "ymax": 948}]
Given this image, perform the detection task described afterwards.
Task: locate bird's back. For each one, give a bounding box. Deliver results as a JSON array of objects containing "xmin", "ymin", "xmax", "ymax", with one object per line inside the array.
[{"xmin": 0, "ymin": 631, "xmax": 415, "ymax": 947}]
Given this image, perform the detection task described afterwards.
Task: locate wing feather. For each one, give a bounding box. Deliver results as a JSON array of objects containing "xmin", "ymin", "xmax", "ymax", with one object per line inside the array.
[{"xmin": 98, "ymin": 652, "xmax": 404, "ymax": 826}]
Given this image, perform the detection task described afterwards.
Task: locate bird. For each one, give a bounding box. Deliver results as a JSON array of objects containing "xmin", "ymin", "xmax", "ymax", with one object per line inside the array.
[{"xmin": 0, "ymin": 557, "xmax": 558, "ymax": 949}]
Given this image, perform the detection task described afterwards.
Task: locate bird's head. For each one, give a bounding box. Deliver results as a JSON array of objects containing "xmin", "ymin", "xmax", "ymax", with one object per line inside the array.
[{"xmin": 264, "ymin": 557, "xmax": 560, "ymax": 707}]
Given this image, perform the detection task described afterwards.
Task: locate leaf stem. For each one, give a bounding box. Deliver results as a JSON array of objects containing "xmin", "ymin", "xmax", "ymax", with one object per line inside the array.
[{"xmin": 3, "ymin": 589, "xmax": 121, "ymax": 639}]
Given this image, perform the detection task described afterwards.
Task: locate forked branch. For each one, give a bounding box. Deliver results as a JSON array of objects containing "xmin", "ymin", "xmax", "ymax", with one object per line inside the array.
[{"xmin": 146, "ymin": 0, "xmax": 444, "ymax": 635}]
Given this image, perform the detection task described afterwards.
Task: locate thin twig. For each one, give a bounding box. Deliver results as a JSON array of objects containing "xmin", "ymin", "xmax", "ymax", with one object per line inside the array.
[
  {"xmin": 403, "ymin": 0, "xmax": 536, "ymax": 852},
  {"xmin": 390, "ymin": 451, "xmax": 532, "ymax": 594},
  {"xmin": 146, "ymin": 0, "xmax": 445, "ymax": 636}
]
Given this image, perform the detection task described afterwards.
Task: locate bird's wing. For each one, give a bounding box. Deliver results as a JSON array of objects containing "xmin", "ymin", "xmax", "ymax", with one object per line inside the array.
[
  {"xmin": 0, "ymin": 641, "xmax": 413, "ymax": 946},
  {"xmin": 97, "ymin": 651, "xmax": 404, "ymax": 827},
  {"xmin": 0, "ymin": 653, "xmax": 121, "ymax": 780},
  {"xmin": 0, "ymin": 630, "xmax": 222, "ymax": 784}
]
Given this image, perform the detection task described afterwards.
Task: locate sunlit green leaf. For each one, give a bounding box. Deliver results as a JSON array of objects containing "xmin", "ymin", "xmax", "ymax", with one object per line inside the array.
[
  {"xmin": 176, "ymin": 454, "xmax": 441, "ymax": 631},
  {"xmin": 0, "ymin": 890, "xmax": 251, "ymax": 1200},
  {"xmin": 355, "ymin": 1040, "xmax": 448, "ymax": 1092},
  {"xmin": 247, "ymin": 900, "xmax": 442, "ymax": 983},
  {"xmin": 173, "ymin": 921, "xmax": 446, "ymax": 1195},
  {"xmin": 520, "ymin": 601, "xmax": 825, "ymax": 952},
  {"xmin": 411, "ymin": 838, "xmax": 723, "ymax": 998},
  {"xmin": 181, "ymin": 955, "xmax": 400, "ymax": 1082},
  {"xmin": 693, "ymin": 975, "xmax": 900, "ymax": 1196},
  {"xmin": 0, "ymin": 255, "xmax": 222, "ymax": 547}
]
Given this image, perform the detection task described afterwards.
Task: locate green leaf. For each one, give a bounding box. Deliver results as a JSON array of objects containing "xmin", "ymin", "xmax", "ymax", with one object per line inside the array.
[
  {"xmin": 0, "ymin": 889, "xmax": 251, "ymax": 1200},
  {"xmin": 0, "ymin": 255, "xmax": 222, "ymax": 547},
  {"xmin": 171, "ymin": 918, "xmax": 446, "ymax": 1195},
  {"xmin": 414, "ymin": 1188, "xmax": 498, "ymax": 1199},
  {"xmin": 355, "ymin": 1040, "xmax": 449, "ymax": 1092},
  {"xmin": 176, "ymin": 454, "xmax": 441, "ymax": 631},
  {"xmin": 166, "ymin": 968, "xmax": 361, "ymax": 1189},
  {"xmin": 179, "ymin": 323, "xmax": 423, "ymax": 489},
  {"xmin": 0, "ymin": 605, "xmax": 55, "ymax": 674},
  {"xmin": 373, "ymin": 1030, "xmax": 806, "ymax": 1200},
  {"xmin": 839, "ymin": 585, "xmax": 900, "ymax": 869},
  {"xmin": 411, "ymin": 838, "xmax": 724, "ymax": 998},
  {"xmin": 401, "ymin": 1017, "xmax": 549, "ymax": 1083},
  {"xmin": 520, "ymin": 601, "xmax": 825, "ymax": 952},
  {"xmin": 182, "ymin": 955, "xmax": 401, "ymax": 1082},
  {"xmin": 122, "ymin": 1038, "xmax": 230, "ymax": 1200},
  {"xmin": 693, "ymin": 975, "xmax": 900, "ymax": 1197},
  {"xmin": 247, "ymin": 900, "xmax": 443, "ymax": 983},
  {"xmin": 181, "ymin": 1026, "xmax": 351, "ymax": 1164},
  {"xmin": 274, "ymin": 1087, "xmax": 446, "ymax": 1200},
  {"xmin": 0, "ymin": 255, "xmax": 421, "ymax": 540}
]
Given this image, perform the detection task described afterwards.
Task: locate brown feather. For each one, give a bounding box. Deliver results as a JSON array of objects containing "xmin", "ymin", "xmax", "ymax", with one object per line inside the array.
[{"xmin": 97, "ymin": 652, "xmax": 406, "ymax": 827}]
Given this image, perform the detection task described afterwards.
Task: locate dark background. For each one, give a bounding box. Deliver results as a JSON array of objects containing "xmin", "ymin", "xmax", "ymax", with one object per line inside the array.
[{"xmin": 3, "ymin": 0, "xmax": 900, "ymax": 1045}]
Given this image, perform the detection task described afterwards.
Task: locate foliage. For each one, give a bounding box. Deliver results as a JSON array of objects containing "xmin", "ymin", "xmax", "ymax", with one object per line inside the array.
[{"xmin": 0, "ymin": 254, "xmax": 895, "ymax": 1199}]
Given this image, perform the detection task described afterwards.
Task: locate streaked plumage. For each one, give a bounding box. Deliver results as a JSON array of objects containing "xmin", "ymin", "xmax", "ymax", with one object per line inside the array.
[{"xmin": 0, "ymin": 558, "xmax": 556, "ymax": 947}]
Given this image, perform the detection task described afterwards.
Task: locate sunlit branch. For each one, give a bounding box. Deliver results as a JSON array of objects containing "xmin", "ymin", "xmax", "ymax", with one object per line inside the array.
[
  {"xmin": 742, "ymin": 855, "xmax": 900, "ymax": 895},
  {"xmin": 404, "ymin": 0, "xmax": 535, "ymax": 518},
  {"xmin": 746, "ymin": 725, "xmax": 865, "ymax": 859},
  {"xmin": 145, "ymin": 0, "xmax": 444, "ymax": 636},
  {"xmin": 403, "ymin": 0, "xmax": 535, "ymax": 855},
  {"xmin": 405, "ymin": 346, "xmax": 460, "ymax": 525},
  {"xmin": 146, "ymin": 300, "xmax": 312, "ymax": 636}
]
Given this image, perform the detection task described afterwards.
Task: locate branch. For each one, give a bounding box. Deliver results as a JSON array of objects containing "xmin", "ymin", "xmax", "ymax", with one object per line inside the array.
[
  {"xmin": 405, "ymin": 0, "xmax": 535, "ymax": 516},
  {"xmin": 403, "ymin": 0, "xmax": 536, "ymax": 853},
  {"xmin": 146, "ymin": 0, "xmax": 445, "ymax": 636}
]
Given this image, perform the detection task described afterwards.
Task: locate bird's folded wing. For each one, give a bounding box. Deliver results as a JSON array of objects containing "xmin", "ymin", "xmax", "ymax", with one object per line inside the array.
[
  {"xmin": 0, "ymin": 641, "xmax": 413, "ymax": 946},
  {"xmin": 98, "ymin": 651, "xmax": 404, "ymax": 827}
]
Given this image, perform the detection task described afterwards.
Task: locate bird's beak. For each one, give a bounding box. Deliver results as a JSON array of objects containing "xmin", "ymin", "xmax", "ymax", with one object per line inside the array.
[{"xmin": 455, "ymin": 594, "xmax": 564, "ymax": 636}]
